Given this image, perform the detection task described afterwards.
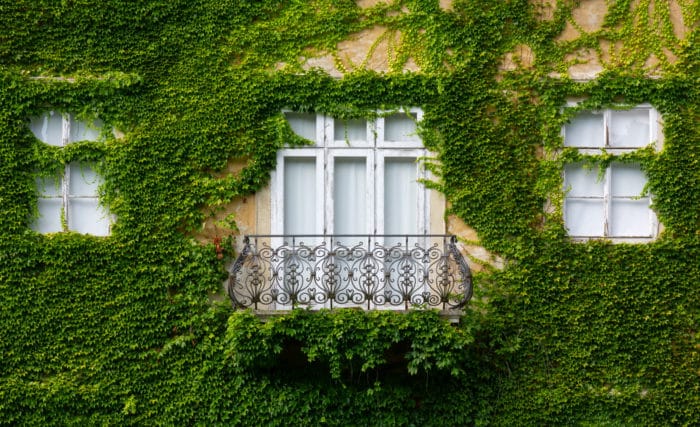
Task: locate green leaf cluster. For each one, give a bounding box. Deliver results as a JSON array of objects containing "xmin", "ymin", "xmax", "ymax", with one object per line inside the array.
[{"xmin": 0, "ymin": 0, "xmax": 699, "ymax": 425}]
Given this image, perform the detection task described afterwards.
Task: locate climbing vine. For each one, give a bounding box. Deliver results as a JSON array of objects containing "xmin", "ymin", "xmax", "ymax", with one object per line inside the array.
[{"xmin": 0, "ymin": 0, "xmax": 698, "ymax": 425}]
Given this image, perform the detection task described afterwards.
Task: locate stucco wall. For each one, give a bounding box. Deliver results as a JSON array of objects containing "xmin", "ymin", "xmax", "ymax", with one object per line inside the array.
[{"xmin": 200, "ymin": 0, "xmax": 689, "ymax": 272}]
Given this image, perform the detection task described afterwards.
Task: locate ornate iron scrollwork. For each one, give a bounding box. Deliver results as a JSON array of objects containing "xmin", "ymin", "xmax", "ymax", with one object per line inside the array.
[{"xmin": 227, "ymin": 235, "xmax": 472, "ymax": 311}]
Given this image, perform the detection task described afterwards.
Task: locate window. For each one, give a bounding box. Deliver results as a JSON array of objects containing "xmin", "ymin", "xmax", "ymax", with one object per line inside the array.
[
  {"xmin": 272, "ymin": 109, "xmax": 428, "ymax": 242},
  {"xmin": 227, "ymin": 109, "xmax": 475, "ymax": 312},
  {"xmin": 562, "ymin": 105, "xmax": 659, "ymax": 240},
  {"xmin": 29, "ymin": 111, "xmax": 111, "ymax": 236}
]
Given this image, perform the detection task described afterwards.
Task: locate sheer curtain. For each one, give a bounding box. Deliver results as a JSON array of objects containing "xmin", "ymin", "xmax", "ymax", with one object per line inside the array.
[
  {"xmin": 609, "ymin": 110, "xmax": 649, "ymax": 148},
  {"xmin": 610, "ymin": 163, "xmax": 650, "ymax": 236},
  {"xmin": 334, "ymin": 158, "xmax": 367, "ymax": 235},
  {"xmin": 564, "ymin": 112, "xmax": 604, "ymax": 148},
  {"xmin": 30, "ymin": 111, "xmax": 64, "ymax": 146},
  {"xmin": 384, "ymin": 113, "xmax": 418, "ymax": 142},
  {"xmin": 285, "ymin": 112, "xmax": 316, "ymax": 140},
  {"xmin": 284, "ymin": 158, "xmax": 317, "ymax": 235},
  {"xmin": 33, "ymin": 176, "xmax": 63, "ymax": 233},
  {"xmin": 334, "ymin": 119, "xmax": 367, "ymax": 142},
  {"xmin": 68, "ymin": 163, "xmax": 110, "ymax": 236},
  {"xmin": 384, "ymin": 158, "xmax": 417, "ymax": 246},
  {"xmin": 564, "ymin": 163, "xmax": 605, "ymax": 237}
]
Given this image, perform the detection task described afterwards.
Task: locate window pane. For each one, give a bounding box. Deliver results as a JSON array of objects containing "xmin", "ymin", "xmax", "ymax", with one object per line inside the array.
[
  {"xmin": 564, "ymin": 112, "xmax": 604, "ymax": 147},
  {"xmin": 611, "ymin": 200, "xmax": 651, "ymax": 237},
  {"xmin": 609, "ymin": 109, "xmax": 649, "ymax": 148},
  {"xmin": 334, "ymin": 158, "xmax": 367, "ymax": 234},
  {"xmin": 36, "ymin": 176, "xmax": 62, "ymax": 197},
  {"xmin": 564, "ymin": 164, "xmax": 604, "ymax": 197},
  {"xmin": 385, "ymin": 113, "xmax": 418, "ymax": 142},
  {"xmin": 334, "ymin": 119, "xmax": 366, "ymax": 141},
  {"xmin": 69, "ymin": 163, "xmax": 101, "ymax": 196},
  {"xmin": 285, "ymin": 112, "xmax": 316, "ymax": 140},
  {"xmin": 565, "ymin": 199, "xmax": 605, "ymax": 236},
  {"xmin": 69, "ymin": 199, "xmax": 110, "ymax": 235},
  {"xmin": 384, "ymin": 158, "xmax": 417, "ymax": 236},
  {"xmin": 32, "ymin": 198, "xmax": 63, "ymax": 233},
  {"xmin": 30, "ymin": 111, "xmax": 63, "ymax": 146},
  {"xmin": 610, "ymin": 163, "xmax": 647, "ymax": 197},
  {"xmin": 284, "ymin": 158, "xmax": 316, "ymax": 235},
  {"xmin": 69, "ymin": 117, "xmax": 103, "ymax": 142}
]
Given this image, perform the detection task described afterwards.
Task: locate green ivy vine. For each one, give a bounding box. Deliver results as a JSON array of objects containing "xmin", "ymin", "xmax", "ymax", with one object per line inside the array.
[{"xmin": 0, "ymin": 0, "xmax": 698, "ymax": 425}]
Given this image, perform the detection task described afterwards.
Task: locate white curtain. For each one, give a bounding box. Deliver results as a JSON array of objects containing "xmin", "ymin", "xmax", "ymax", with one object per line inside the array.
[
  {"xmin": 384, "ymin": 158, "xmax": 417, "ymax": 238},
  {"xmin": 334, "ymin": 119, "xmax": 366, "ymax": 142},
  {"xmin": 610, "ymin": 163, "xmax": 650, "ymax": 236},
  {"xmin": 284, "ymin": 158, "xmax": 316, "ymax": 235},
  {"xmin": 29, "ymin": 111, "xmax": 63, "ymax": 146},
  {"xmin": 68, "ymin": 163, "xmax": 110, "ymax": 236},
  {"xmin": 34, "ymin": 175, "xmax": 63, "ymax": 233},
  {"xmin": 334, "ymin": 158, "xmax": 366, "ymax": 235},
  {"xmin": 609, "ymin": 110, "xmax": 649, "ymax": 148},
  {"xmin": 384, "ymin": 113, "xmax": 418, "ymax": 142},
  {"xmin": 69, "ymin": 117, "xmax": 103, "ymax": 142},
  {"xmin": 285, "ymin": 112, "xmax": 316, "ymax": 141},
  {"xmin": 564, "ymin": 164, "xmax": 604, "ymax": 236},
  {"xmin": 565, "ymin": 112, "xmax": 604, "ymax": 148}
]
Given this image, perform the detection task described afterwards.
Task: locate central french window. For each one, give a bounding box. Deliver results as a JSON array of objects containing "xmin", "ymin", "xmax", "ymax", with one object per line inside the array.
[
  {"xmin": 272, "ymin": 109, "xmax": 428, "ymax": 241},
  {"xmin": 226, "ymin": 109, "xmax": 473, "ymax": 311}
]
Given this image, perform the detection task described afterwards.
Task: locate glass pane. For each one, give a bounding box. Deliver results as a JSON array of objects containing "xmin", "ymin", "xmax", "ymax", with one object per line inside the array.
[
  {"xmin": 334, "ymin": 118, "xmax": 367, "ymax": 141},
  {"xmin": 565, "ymin": 199, "xmax": 605, "ymax": 236},
  {"xmin": 69, "ymin": 117, "xmax": 103, "ymax": 142},
  {"xmin": 69, "ymin": 199, "xmax": 110, "ymax": 235},
  {"xmin": 611, "ymin": 163, "xmax": 647, "ymax": 197},
  {"xmin": 384, "ymin": 158, "xmax": 417, "ymax": 238},
  {"xmin": 564, "ymin": 112, "xmax": 604, "ymax": 147},
  {"xmin": 36, "ymin": 176, "xmax": 62, "ymax": 197},
  {"xmin": 611, "ymin": 200, "xmax": 651, "ymax": 237},
  {"xmin": 284, "ymin": 158, "xmax": 316, "ymax": 235},
  {"xmin": 564, "ymin": 164, "xmax": 604, "ymax": 197},
  {"xmin": 29, "ymin": 111, "xmax": 63, "ymax": 146},
  {"xmin": 385, "ymin": 113, "xmax": 418, "ymax": 142},
  {"xmin": 609, "ymin": 109, "xmax": 649, "ymax": 148},
  {"xmin": 334, "ymin": 158, "xmax": 367, "ymax": 234},
  {"xmin": 32, "ymin": 198, "xmax": 63, "ymax": 233},
  {"xmin": 285, "ymin": 112, "xmax": 316, "ymax": 140},
  {"xmin": 69, "ymin": 163, "xmax": 101, "ymax": 196}
]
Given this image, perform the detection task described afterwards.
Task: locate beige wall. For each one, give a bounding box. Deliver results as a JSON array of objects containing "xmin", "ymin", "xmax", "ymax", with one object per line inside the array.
[{"xmin": 198, "ymin": 0, "xmax": 688, "ymax": 271}]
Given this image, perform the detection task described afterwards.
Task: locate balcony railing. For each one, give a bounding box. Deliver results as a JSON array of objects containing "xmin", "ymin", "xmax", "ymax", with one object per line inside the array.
[{"xmin": 227, "ymin": 235, "xmax": 472, "ymax": 311}]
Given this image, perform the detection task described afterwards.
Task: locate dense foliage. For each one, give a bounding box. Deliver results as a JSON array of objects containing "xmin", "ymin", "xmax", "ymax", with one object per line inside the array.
[{"xmin": 1, "ymin": 0, "xmax": 698, "ymax": 425}]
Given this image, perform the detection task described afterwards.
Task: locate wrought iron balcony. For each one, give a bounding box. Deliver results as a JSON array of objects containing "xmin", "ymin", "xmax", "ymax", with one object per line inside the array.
[{"xmin": 227, "ymin": 235, "xmax": 472, "ymax": 311}]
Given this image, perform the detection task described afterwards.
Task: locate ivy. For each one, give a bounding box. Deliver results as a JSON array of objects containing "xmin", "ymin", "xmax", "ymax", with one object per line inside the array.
[{"xmin": 1, "ymin": 0, "xmax": 699, "ymax": 425}]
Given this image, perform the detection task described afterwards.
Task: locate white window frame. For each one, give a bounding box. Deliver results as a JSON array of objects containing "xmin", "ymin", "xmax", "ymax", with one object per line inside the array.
[
  {"xmin": 272, "ymin": 109, "xmax": 428, "ymax": 238},
  {"xmin": 29, "ymin": 111, "xmax": 112, "ymax": 236},
  {"xmin": 562, "ymin": 104, "xmax": 660, "ymax": 242}
]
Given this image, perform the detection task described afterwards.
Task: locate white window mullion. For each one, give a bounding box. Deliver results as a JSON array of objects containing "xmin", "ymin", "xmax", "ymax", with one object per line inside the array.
[
  {"xmin": 62, "ymin": 164, "xmax": 70, "ymax": 232},
  {"xmin": 603, "ymin": 110, "xmax": 610, "ymax": 147},
  {"xmin": 375, "ymin": 153, "xmax": 386, "ymax": 236},
  {"xmin": 367, "ymin": 148, "xmax": 376, "ymax": 235},
  {"xmin": 603, "ymin": 166, "xmax": 611, "ymax": 237},
  {"xmin": 323, "ymin": 114, "xmax": 331, "ymax": 234},
  {"xmin": 62, "ymin": 116, "xmax": 70, "ymax": 231},
  {"xmin": 61, "ymin": 113, "xmax": 70, "ymax": 147},
  {"xmin": 319, "ymin": 114, "xmax": 328, "ymax": 147},
  {"xmin": 315, "ymin": 153, "xmax": 325, "ymax": 236},
  {"xmin": 325, "ymin": 150, "xmax": 334, "ymax": 235},
  {"xmin": 416, "ymin": 149, "xmax": 427, "ymax": 236}
]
